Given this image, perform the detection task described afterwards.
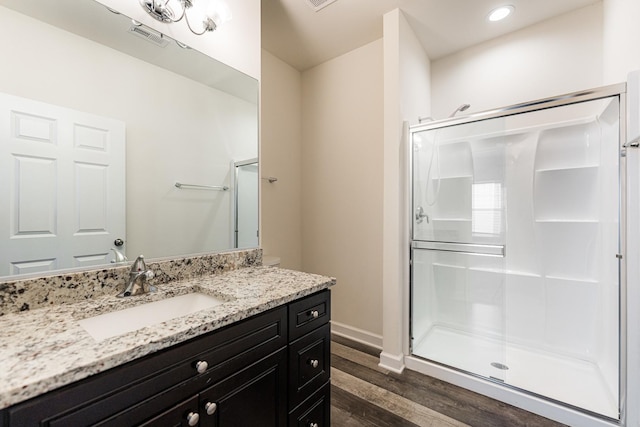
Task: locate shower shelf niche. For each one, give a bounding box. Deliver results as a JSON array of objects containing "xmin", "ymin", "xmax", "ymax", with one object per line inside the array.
[{"xmin": 533, "ymin": 166, "xmax": 599, "ymax": 221}]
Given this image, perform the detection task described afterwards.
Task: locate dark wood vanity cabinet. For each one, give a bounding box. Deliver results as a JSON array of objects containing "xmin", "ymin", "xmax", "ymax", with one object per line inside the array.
[
  {"xmin": 287, "ymin": 290, "xmax": 331, "ymax": 427},
  {"xmin": 0, "ymin": 290, "xmax": 331, "ymax": 427}
]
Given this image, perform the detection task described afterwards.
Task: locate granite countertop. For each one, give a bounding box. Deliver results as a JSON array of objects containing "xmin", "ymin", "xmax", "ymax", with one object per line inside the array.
[{"xmin": 0, "ymin": 266, "xmax": 335, "ymax": 410}]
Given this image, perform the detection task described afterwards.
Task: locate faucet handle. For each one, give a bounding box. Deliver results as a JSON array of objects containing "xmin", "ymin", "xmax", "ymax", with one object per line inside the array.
[
  {"xmin": 145, "ymin": 270, "xmax": 155, "ymax": 280},
  {"xmin": 131, "ymin": 255, "xmax": 148, "ymax": 272}
]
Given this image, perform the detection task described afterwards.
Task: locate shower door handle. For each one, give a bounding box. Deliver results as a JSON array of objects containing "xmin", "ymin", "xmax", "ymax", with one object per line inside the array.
[{"xmin": 412, "ymin": 241, "xmax": 505, "ymax": 257}]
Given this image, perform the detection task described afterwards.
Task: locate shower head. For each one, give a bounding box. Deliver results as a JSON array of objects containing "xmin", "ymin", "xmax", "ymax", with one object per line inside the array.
[{"xmin": 449, "ymin": 104, "xmax": 471, "ymax": 117}]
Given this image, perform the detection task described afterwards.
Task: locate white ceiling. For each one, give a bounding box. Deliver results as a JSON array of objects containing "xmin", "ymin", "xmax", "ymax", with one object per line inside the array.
[
  {"xmin": 0, "ymin": 0, "xmax": 258, "ymax": 101},
  {"xmin": 262, "ymin": 0, "xmax": 600, "ymax": 71}
]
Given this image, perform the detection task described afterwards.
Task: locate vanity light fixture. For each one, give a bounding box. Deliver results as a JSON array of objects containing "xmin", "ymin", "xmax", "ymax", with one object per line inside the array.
[
  {"xmin": 139, "ymin": 0, "xmax": 232, "ymax": 35},
  {"xmin": 488, "ymin": 5, "xmax": 514, "ymax": 22}
]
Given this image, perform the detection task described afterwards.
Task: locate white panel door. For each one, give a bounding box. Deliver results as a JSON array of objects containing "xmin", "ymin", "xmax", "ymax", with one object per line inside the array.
[{"xmin": 0, "ymin": 93, "xmax": 125, "ymax": 278}]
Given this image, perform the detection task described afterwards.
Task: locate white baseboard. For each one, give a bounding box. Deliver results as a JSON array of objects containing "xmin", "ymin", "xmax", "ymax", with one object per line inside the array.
[
  {"xmin": 330, "ymin": 321, "xmax": 406, "ymax": 374},
  {"xmin": 379, "ymin": 351, "xmax": 405, "ymax": 374},
  {"xmin": 331, "ymin": 321, "xmax": 383, "ymax": 350}
]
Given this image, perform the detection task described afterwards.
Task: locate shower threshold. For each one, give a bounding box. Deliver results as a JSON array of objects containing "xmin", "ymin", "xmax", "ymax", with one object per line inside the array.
[{"xmin": 412, "ymin": 326, "xmax": 618, "ymax": 419}]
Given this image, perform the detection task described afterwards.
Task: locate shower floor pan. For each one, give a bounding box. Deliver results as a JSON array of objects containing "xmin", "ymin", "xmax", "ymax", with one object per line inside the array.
[{"xmin": 412, "ymin": 326, "xmax": 618, "ymax": 419}]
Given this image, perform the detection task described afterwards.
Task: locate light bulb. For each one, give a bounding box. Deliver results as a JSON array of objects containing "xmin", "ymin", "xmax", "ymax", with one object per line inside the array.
[
  {"xmin": 488, "ymin": 5, "xmax": 514, "ymax": 22},
  {"xmin": 206, "ymin": 0, "xmax": 232, "ymax": 27}
]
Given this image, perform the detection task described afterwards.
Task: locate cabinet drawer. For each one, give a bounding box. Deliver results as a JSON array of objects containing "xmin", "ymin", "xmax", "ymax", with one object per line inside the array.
[
  {"xmin": 8, "ymin": 306, "xmax": 286, "ymax": 427},
  {"xmin": 288, "ymin": 323, "xmax": 331, "ymax": 408},
  {"xmin": 288, "ymin": 290, "xmax": 330, "ymax": 341},
  {"xmin": 289, "ymin": 382, "xmax": 331, "ymax": 427}
]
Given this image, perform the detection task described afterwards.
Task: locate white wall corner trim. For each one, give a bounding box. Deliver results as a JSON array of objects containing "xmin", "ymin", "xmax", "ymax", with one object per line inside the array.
[
  {"xmin": 331, "ymin": 321, "xmax": 383, "ymax": 350},
  {"xmin": 379, "ymin": 351, "xmax": 405, "ymax": 374},
  {"xmin": 381, "ymin": 5, "xmax": 406, "ymax": 372}
]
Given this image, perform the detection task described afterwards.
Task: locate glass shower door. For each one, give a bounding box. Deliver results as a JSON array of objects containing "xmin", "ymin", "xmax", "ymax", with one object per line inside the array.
[
  {"xmin": 410, "ymin": 94, "xmax": 621, "ymax": 419},
  {"xmin": 411, "ymin": 118, "xmax": 510, "ymax": 382}
]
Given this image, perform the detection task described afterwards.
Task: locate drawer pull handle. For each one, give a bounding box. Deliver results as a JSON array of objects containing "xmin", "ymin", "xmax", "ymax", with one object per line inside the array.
[
  {"xmin": 310, "ymin": 310, "xmax": 319, "ymax": 318},
  {"xmin": 186, "ymin": 411, "xmax": 200, "ymax": 426},
  {"xmin": 309, "ymin": 359, "xmax": 319, "ymax": 368},
  {"xmin": 309, "ymin": 422, "xmax": 319, "ymax": 427},
  {"xmin": 195, "ymin": 360, "xmax": 209, "ymax": 374},
  {"xmin": 205, "ymin": 401, "xmax": 218, "ymax": 415}
]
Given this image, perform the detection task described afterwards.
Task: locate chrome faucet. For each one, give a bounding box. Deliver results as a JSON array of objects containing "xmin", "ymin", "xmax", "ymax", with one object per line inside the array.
[{"xmin": 117, "ymin": 255, "xmax": 155, "ymax": 298}]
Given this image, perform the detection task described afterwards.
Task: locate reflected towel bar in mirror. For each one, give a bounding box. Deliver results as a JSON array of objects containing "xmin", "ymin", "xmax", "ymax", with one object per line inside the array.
[{"xmin": 175, "ymin": 182, "xmax": 229, "ymax": 191}]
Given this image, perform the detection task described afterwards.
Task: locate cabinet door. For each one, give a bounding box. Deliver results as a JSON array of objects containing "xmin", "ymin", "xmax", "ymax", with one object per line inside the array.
[
  {"xmin": 288, "ymin": 324, "xmax": 331, "ymax": 408},
  {"xmin": 139, "ymin": 396, "xmax": 200, "ymax": 427},
  {"xmin": 199, "ymin": 349, "xmax": 287, "ymax": 427}
]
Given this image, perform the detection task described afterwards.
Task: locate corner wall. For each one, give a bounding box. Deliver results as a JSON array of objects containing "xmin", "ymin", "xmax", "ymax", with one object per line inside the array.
[
  {"xmin": 380, "ymin": 8, "xmax": 431, "ymax": 372},
  {"xmin": 301, "ymin": 40, "xmax": 384, "ymax": 346},
  {"xmin": 260, "ymin": 50, "xmax": 303, "ymax": 270}
]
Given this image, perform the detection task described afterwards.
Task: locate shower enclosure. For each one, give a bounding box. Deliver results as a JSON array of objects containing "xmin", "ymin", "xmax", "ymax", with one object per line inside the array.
[{"xmin": 410, "ymin": 85, "xmax": 624, "ymax": 420}]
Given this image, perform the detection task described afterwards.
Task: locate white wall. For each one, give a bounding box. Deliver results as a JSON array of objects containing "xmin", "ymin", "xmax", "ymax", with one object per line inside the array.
[
  {"xmin": 301, "ymin": 40, "xmax": 384, "ymax": 345},
  {"xmin": 605, "ymin": 0, "xmax": 640, "ymax": 420},
  {"xmin": 603, "ymin": 0, "xmax": 640, "ymax": 84},
  {"xmin": 380, "ymin": 8, "xmax": 431, "ymax": 371},
  {"xmin": 0, "ymin": 6, "xmax": 257, "ymax": 259},
  {"xmin": 381, "ymin": 9, "xmax": 404, "ymax": 365},
  {"xmin": 431, "ymin": 3, "xmax": 603, "ymax": 119},
  {"xmin": 96, "ymin": 0, "xmax": 260, "ymax": 79},
  {"xmin": 260, "ymin": 50, "xmax": 303, "ymax": 270},
  {"xmin": 399, "ymin": 12, "xmax": 432, "ymax": 126}
]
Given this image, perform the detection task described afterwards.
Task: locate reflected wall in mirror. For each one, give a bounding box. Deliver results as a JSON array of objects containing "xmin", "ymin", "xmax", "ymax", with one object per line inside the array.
[{"xmin": 0, "ymin": 0, "xmax": 259, "ymax": 281}]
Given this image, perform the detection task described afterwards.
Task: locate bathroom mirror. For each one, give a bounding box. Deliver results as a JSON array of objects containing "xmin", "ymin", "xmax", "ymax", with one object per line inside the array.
[{"xmin": 0, "ymin": 0, "xmax": 259, "ymax": 280}]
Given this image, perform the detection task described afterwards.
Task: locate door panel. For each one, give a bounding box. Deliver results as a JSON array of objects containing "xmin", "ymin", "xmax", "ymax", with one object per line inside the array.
[
  {"xmin": 0, "ymin": 93, "xmax": 125, "ymax": 277},
  {"xmin": 199, "ymin": 349, "xmax": 287, "ymax": 427}
]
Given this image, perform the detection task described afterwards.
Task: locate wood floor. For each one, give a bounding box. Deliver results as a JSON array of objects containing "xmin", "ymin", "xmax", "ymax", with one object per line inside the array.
[{"xmin": 330, "ymin": 335, "xmax": 566, "ymax": 427}]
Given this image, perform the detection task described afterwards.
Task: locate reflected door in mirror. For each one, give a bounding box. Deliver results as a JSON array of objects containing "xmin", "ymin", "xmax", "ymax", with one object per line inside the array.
[{"xmin": 0, "ymin": 93, "xmax": 126, "ymax": 277}]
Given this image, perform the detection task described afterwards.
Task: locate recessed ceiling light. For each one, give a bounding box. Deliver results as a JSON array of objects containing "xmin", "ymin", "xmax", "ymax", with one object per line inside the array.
[{"xmin": 488, "ymin": 5, "xmax": 515, "ymax": 22}]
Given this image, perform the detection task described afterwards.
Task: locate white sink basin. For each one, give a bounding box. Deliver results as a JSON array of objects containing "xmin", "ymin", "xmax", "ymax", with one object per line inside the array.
[{"xmin": 78, "ymin": 293, "xmax": 225, "ymax": 341}]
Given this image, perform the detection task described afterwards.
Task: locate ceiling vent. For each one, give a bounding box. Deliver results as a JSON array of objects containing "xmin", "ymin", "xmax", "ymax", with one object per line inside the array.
[
  {"xmin": 304, "ymin": 0, "xmax": 338, "ymax": 12},
  {"xmin": 128, "ymin": 24, "xmax": 169, "ymax": 48}
]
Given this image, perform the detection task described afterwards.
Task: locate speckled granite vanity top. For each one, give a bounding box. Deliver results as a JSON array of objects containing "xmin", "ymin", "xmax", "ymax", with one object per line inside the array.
[{"xmin": 0, "ymin": 266, "xmax": 335, "ymax": 409}]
